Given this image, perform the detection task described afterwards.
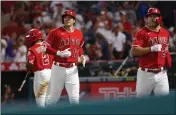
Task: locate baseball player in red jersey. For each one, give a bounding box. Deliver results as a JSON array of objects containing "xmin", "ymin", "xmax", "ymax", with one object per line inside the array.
[
  {"xmin": 41, "ymin": 9, "xmax": 86, "ymax": 105},
  {"xmin": 25, "ymin": 29, "xmax": 54, "ymax": 107},
  {"xmin": 132, "ymin": 8, "xmax": 171, "ymax": 97},
  {"xmin": 131, "ymin": 8, "xmax": 172, "ymax": 97}
]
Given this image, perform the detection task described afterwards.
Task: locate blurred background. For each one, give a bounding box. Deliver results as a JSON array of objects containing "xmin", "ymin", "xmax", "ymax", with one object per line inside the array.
[{"xmin": 1, "ymin": 1, "xmax": 176, "ymax": 109}]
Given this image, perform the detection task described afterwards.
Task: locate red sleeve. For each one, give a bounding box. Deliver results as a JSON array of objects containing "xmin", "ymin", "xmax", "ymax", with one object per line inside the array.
[
  {"xmin": 79, "ymin": 35, "xmax": 84, "ymax": 56},
  {"xmin": 131, "ymin": 30, "xmax": 144, "ymax": 47},
  {"xmin": 45, "ymin": 30, "xmax": 55, "ymax": 47},
  {"xmin": 46, "ymin": 46, "xmax": 57, "ymax": 55},
  {"xmin": 27, "ymin": 51, "xmax": 35, "ymax": 65},
  {"xmin": 44, "ymin": 30, "xmax": 57, "ymax": 55}
]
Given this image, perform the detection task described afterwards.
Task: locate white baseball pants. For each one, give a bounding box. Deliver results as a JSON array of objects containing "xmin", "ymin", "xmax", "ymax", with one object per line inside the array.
[
  {"xmin": 33, "ymin": 69, "xmax": 51, "ymax": 107},
  {"xmin": 136, "ymin": 68, "xmax": 169, "ymax": 97},
  {"xmin": 46, "ymin": 64, "xmax": 79, "ymax": 105}
]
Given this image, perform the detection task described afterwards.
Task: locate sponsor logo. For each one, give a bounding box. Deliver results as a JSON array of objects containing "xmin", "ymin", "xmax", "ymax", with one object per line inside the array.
[{"xmin": 99, "ymin": 87, "xmax": 136, "ymax": 100}]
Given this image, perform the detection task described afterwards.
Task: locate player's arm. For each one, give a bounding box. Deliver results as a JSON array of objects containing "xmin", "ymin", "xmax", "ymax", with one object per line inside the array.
[
  {"xmin": 41, "ymin": 30, "xmax": 71, "ymax": 57},
  {"xmin": 42, "ymin": 41, "xmax": 57, "ymax": 55},
  {"xmin": 131, "ymin": 31, "xmax": 150, "ymax": 56},
  {"xmin": 131, "ymin": 30, "xmax": 158, "ymax": 57},
  {"xmin": 26, "ymin": 51, "xmax": 35, "ymax": 72},
  {"xmin": 42, "ymin": 30, "xmax": 58, "ymax": 55},
  {"xmin": 78, "ymin": 36, "xmax": 86, "ymax": 67},
  {"xmin": 131, "ymin": 46, "xmax": 151, "ymax": 56},
  {"xmin": 132, "ymin": 41, "xmax": 162, "ymax": 57}
]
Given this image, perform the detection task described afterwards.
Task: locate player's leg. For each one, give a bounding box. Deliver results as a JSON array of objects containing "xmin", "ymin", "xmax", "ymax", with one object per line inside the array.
[
  {"xmin": 33, "ymin": 71, "xmax": 46, "ymax": 107},
  {"xmin": 136, "ymin": 68, "xmax": 156, "ymax": 97},
  {"xmin": 36, "ymin": 69, "xmax": 51, "ymax": 107},
  {"xmin": 65, "ymin": 66, "xmax": 80, "ymax": 104},
  {"xmin": 45, "ymin": 65, "xmax": 65, "ymax": 106},
  {"xmin": 33, "ymin": 73, "xmax": 37, "ymax": 102},
  {"xmin": 153, "ymin": 70, "xmax": 169, "ymax": 96}
]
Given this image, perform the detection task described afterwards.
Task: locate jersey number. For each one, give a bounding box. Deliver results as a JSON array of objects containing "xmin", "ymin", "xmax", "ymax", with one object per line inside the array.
[
  {"xmin": 42, "ymin": 54, "xmax": 50, "ymax": 65},
  {"xmin": 71, "ymin": 48, "xmax": 79, "ymax": 58}
]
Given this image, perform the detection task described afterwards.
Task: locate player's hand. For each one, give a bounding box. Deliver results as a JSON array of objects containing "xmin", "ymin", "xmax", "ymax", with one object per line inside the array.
[
  {"xmin": 78, "ymin": 55, "xmax": 86, "ymax": 67},
  {"xmin": 81, "ymin": 55, "xmax": 86, "ymax": 67},
  {"xmin": 40, "ymin": 45, "xmax": 47, "ymax": 53},
  {"xmin": 151, "ymin": 44, "xmax": 162, "ymax": 52},
  {"xmin": 56, "ymin": 48, "xmax": 71, "ymax": 58}
]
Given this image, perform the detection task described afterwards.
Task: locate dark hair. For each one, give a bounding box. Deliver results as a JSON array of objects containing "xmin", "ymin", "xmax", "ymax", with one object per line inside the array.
[{"xmin": 147, "ymin": 13, "xmax": 160, "ymax": 17}]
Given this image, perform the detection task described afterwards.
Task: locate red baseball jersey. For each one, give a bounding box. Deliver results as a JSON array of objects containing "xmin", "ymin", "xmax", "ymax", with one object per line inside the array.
[
  {"xmin": 45, "ymin": 27, "xmax": 84, "ymax": 63},
  {"xmin": 27, "ymin": 43, "xmax": 54, "ymax": 72},
  {"xmin": 132, "ymin": 26, "xmax": 170, "ymax": 68}
]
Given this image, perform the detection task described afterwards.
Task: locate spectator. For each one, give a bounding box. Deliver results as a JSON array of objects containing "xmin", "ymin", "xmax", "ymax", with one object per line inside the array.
[
  {"xmin": 95, "ymin": 10, "xmax": 114, "ymax": 48},
  {"xmin": 12, "ymin": 2, "xmax": 29, "ymax": 23},
  {"xmin": 1, "ymin": 1, "xmax": 15, "ymax": 14},
  {"xmin": 114, "ymin": 5, "xmax": 122, "ymax": 24},
  {"xmin": 112, "ymin": 23, "xmax": 126, "ymax": 59},
  {"xmin": 135, "ymin": 1, "xmax": 151, "ymax": 28},
  {"xmin": 1, "ymin": 37, "xmax": 8, "ymax": 62},
  {"xmin": 14, "ymin": 35, "xmax": 27, "ymax": 62},
  {"xmin": 2, "ymin": 19, "xmax": 25, "ymax": 38},
  {"xmin": 123, "ymin": 2, "xmax": 137, "ymax": 28},
  {"xmin": 5, "ymin": 34, "xmax": 17, "ymax": 62},
  {"xmin": 96, "ymin": 33, "xmax": 111, "ymax": 60},
  {"xmin": 94, "ymin": 10, "xmax": 109, "ymax": 32},
  {"xmin": 2, "ymin": 84, "xmax": 15, "ymax": 105},
  {"xmin": 1, "ymin": 6, "xmax": 14, "ymax": 28},
  {"xmin": 120, "ymin": 11, "xmax": 133, "ymax": 35},
  {"xmin": 168, "ymin": 26, "xmax": 176, "ymax": 52},
  {"xmin": 86, "ymin": 43, "xmax": 102, "ymax": 60},
  {"xmin": 75, "ymin": 14, "xmax": 85, "ymax": 31},
  {"xmin": 118, "ymin": 22, "xmax": 133, "ymax": 58},
  {"xmin": 53, "ymin": 3, "xmax": 64, "ymax": 28}
]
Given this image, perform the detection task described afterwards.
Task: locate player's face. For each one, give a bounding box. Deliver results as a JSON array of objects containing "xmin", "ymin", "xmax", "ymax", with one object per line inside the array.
[
  {"xmin": 63, "ymin": 15, "xmax": 75, "ymax": 27},
  {"xmin": 147, "ymin": 14, "xmax": 159, "ymax": 28}
]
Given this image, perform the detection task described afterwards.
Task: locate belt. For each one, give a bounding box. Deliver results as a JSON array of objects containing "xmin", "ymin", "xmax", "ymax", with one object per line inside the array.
[
  {"xmin": 54, "ymin": 62, "xmax": 75, "ymax": 68},
  {"xmin": 139, "ymin": 67, "xmax": 164, "ymax": 73}
]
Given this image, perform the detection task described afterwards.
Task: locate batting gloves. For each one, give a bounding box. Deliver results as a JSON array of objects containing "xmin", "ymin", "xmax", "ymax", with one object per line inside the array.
[
  {"xmin": 151, "ymin": 44, "xmax": 162, "ymax": 52},
  {"xmin": 56, "ymin": 48, "xmax": 71, "ymax": 58}
]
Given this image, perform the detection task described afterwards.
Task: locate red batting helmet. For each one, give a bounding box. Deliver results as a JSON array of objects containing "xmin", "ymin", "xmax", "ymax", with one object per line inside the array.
[
  {"xmin": 146, "ymin": 8, "xmax": 161, "ymax": 17},
  {"xmin": 25, "ymin": 29, "xmax": 43, "ymax": 46},
  {"xmin": 146, "ymin": 8, "xmax": 163, "ymax": 25},
  {"xmin": 62, "ymin": 10, "xmax": 76, "ymax": 24}
]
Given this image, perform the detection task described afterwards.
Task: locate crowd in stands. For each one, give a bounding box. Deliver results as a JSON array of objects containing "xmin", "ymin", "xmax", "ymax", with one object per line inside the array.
[
  {"xmin": 1, "ymin": 1, "xmax": 176, "ymax": 62},
  {"xmin": 1, "ymin": 84, "xmax": 15, "ymax": 105}
]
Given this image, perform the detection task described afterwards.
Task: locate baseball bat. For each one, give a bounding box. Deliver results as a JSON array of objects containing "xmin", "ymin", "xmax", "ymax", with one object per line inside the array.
[
  {"xmin": 123, "ymin": 72, "xmax": 129, "ymax": 78},
  {"xmin": 114, "ymin": 56, "xmax": 129, "ymax": 76},
  {"xmin": 18, "ymin": 72, "xmax": 30, "ymax": 92}
]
